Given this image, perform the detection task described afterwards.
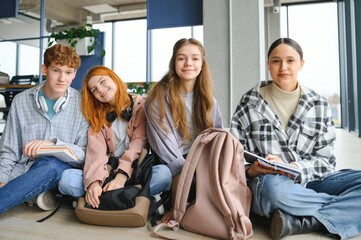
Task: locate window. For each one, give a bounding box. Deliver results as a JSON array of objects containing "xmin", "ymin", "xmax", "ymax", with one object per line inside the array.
[
  {"xmin": 18, "ymin": 43, "xmax": 40, "ymax": 75},
  {"xmin": 281, "ymin": 2, "xmax": 341, "ymax": 126},
  {"xmin": 112, "ymin": 19, "xmax": 147, "ymax": 83},
  {"xmin": 149, "ymin": 26, "xmax": 203, "ymax": 82},
  {"xmin": 1, "ymin": 18, "xmax": 204, "ymax": 87},
  {"xmin": 94, "ymin": 20, "xmax": 203, "ymax": 84},
  {"xmin": 0, "ymin": 41, "xmax": 16, "ymax": 78},
  {"xmin": 93, "ymin": 22, "xmax": 112, "ymax": 69}
]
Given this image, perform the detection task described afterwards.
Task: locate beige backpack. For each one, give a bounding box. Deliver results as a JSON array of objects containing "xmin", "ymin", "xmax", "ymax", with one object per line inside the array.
[{"xmin": 153, "ymin": 128, "xmax": 253, "ymax": 239}]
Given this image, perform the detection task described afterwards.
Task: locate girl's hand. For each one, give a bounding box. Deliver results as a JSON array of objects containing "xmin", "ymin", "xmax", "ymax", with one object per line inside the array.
[
  {"xmin": 102, "ymin": 173, "xmax": 127, "ymax": 192},
  {"xmin": 246, "ymin": 154, "xmax": 285, "ymax": 178},
  {"xmin": 265, "ymin": 154, "xmax": 284, "ymax": 163},
  {"xmin": 247, "ymin": 154, "xmax": 297, "ymax": 178},
  {"xmin": 246, "ymin": 161, "xmax": 281, "ymax": 178},
  {"xmin": 85, "ymin": 181, "xmax": 102, "ymax": 208}
]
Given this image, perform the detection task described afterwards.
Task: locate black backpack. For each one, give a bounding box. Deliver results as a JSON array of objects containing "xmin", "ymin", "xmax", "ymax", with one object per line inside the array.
[{"xmin": 75, "ymin": 149, "xmax": 154, "ymax": 227}]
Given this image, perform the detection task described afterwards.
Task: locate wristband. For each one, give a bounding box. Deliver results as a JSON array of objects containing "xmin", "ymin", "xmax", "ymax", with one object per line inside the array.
[{"xmin": 116, "ymin": 169, "xmax": 129, "ymax": 179}]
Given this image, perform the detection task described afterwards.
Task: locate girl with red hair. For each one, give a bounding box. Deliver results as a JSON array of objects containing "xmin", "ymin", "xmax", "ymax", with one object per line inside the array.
[{"xmin": 58, "ymin": 66, "xmax": 147, "ymax": 208}]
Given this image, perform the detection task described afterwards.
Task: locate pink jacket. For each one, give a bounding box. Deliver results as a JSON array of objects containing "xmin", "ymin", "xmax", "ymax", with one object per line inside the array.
[{"xmin": 83, "ymin": 95, "xmax": 147, "ymax": 190}]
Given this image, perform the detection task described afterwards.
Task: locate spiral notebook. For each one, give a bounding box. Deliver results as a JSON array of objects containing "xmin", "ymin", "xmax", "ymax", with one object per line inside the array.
[{"xmin": 243, "ymin": 150, "xmax": 301, "ymax": 180}]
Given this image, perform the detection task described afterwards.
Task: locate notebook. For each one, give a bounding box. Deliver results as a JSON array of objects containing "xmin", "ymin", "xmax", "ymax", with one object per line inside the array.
[
  {"xmin": 36, "ymin": 145, "xmax": 78, "ymax": 162},
  {"xmin": 243, "ymin": 150, "xmax": 301, "ymax": 180}
]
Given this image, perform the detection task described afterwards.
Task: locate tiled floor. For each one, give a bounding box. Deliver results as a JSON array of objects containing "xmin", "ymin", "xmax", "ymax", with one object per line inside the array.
[{"xmin": 1, "ymin": 128, "xmax": 361, "ymax": 240}]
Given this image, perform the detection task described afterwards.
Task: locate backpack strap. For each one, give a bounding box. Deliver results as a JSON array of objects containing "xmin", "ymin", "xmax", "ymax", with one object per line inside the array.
[
  {"xmin": 209, "ymin": 131, "xmax": 253, "ymax": 239},
  {"xmin": 173, "ymin": 129, "xmax": 218, "ymax": 222},
  {"xmin": 36, "ymin": 194, "xmax": 66, "ymax": 223},
  {"xmin": 151, "ymin": 220, "xmax": 179, "ymax": 239},
  {"xmin": 152, "ymin": 129, "xmax": 216, "ymax": 239}
]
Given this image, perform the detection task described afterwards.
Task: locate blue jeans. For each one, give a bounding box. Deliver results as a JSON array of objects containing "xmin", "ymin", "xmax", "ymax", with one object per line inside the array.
[
  {"xmin": 58, "ymin": 164, "xmax": 172, "ymax": 197},
  {"xmin": 0, "ymin": 156, "xmax": 71, "ymax": 214},
  {"xmin": 249, "ymin": 169, "xmax": 361, "ymax": 239}
]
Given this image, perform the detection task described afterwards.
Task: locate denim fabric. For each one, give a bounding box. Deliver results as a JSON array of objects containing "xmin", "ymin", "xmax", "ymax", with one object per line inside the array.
[
  {"xmin": 58, "ymin": 169, "xmax": 84, "ymax": 197},
  {"xmin": 58, "ymin": 164, "xmax": 172, "ymax": 198},
  {"xmin": 249, "ymin": 169, "xmax": 361, "ymax": 239},
  {"xmin": 0, "ymin": 156, "xmax": 71, "ymax": 214},
  {"xmin": 149, "ymin": 164, "xmax": 172, "ymax": 196}
]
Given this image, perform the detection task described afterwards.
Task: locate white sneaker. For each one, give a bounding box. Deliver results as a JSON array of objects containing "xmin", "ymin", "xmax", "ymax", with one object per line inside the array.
[
  {"xmin": 36, "ymin": 191, "xmax": 58, "ymax": 211},
  {"xmin": 72, "ymin": 200, "xmax": 77, "ymax": 209}
]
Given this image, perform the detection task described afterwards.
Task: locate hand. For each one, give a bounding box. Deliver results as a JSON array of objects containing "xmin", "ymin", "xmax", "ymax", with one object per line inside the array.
[
  {"xmin": 102, "ymin": 173, "xmax": 127, "ymax": 192},
  {"xmin": 23, "ymin": 140, "xmax": 55, "ymax": 159},
  {"xmin": 0, "ymin": 182, "xmax": 5, "ymax": 188},
  {"xmin": 264, "ymin": 154, "xmax": 284, "ymax": 163},
  {"xmin": 246, "ymin": 161, "xmax": 279, "ymax": 178},
  {"xmin": 85, "ymin": 181, "xmax": 102, "ymax": 208},
  {"xmin": 246, "ymin": 154, "xmax": 297, "ymax": 178}
]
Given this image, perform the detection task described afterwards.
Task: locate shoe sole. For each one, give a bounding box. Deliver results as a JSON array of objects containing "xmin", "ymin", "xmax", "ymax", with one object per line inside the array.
[
  {"xmin": 270, "ymin": 210, "xmax": 284, "ymax": 240},
  {"xmin": 36, "ymin": 192, "xmax": 57, "ymax": 211}
]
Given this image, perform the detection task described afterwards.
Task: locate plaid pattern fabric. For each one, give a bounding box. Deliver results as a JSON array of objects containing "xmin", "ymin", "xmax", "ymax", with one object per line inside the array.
[
  {"xmin": 0, "ymin": 85, "xmax": 89, "ymax": 183},
  {"xmin": 230, "ymin": 81, "xmax": 336, "ymax": 185}
]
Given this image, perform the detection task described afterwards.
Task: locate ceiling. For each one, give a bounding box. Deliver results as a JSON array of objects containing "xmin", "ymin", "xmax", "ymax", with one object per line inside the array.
[
  {"xmin": 15, "ymin": 0, "xmax": 322, "ymax": 27},
  {"xmin": 18, "ymin": 0, "xmax": 147, "ymax": 27},
  {"xmin": 0, "ymin": 0, "xmax": 324, "ymax": 41}
]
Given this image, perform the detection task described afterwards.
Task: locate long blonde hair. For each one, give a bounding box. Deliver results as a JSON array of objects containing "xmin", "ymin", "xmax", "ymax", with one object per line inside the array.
[
  {"xmin": 147, "ymin": 38, "xmax": 214, "ymax": 140},
  {"xmin": 82, "ymin": 66, "xmax": 130, "ymax": 132}
]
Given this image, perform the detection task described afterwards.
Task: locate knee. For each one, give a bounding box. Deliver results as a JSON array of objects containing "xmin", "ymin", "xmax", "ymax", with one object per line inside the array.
[
  {"xmin": 151, "ymin": 165, "xmax": 172, "ymax": 192},
  {"xmin": 58, "ymin": 169, "xmax": 73, "ymax": 191},
  {"xmin": 260, "ymin": 174, "xmax": 290, "ymax": 203},
  {"xmin": 156, "ymin": 166, "xmax": 172, "ymax": 188},
  {"xmin": 58, "ymin": 169, "xmax": 84, "ymax": 197},
  {"xmin": 59, "ymin": 169, "xmax": 75, "ymax": 186},
  {"xmin": 35, "ymin": 156, "xmax": 70, "ymax": 176}
]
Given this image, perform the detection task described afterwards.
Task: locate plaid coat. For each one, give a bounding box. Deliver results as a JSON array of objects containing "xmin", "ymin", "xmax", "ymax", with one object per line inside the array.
[{"xmin": 230, "ymin": 81, "xmax": 336, "ymax": 186}]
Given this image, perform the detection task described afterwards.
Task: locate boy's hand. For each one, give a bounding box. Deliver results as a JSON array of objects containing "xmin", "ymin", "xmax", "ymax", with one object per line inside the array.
[{"xmin": 23, "ymin": 140, "xmax": 55, "ymax": 159}]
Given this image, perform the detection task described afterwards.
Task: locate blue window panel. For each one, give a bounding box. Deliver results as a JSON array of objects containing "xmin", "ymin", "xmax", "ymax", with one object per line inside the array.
[{"xmin": 147, "ymin": 0, "xmax": 202, "ymax": 29}]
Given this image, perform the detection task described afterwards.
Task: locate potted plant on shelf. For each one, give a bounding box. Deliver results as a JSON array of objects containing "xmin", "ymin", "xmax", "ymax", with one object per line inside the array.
[
  {"xmin": 127, "ymin": 82, "xmax": 153, "ymax": 96},
  {"xmin": 48, "ymin": 24, "xmax": 105, "ymax": 57}
]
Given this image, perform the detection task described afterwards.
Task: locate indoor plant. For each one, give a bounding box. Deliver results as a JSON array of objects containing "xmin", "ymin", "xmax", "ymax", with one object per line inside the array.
[
  {"xmin": 127, "ymin": 82, "xmax": 153, "ymax": 96},
  {"xmin": 48, "ymin": 24, "xmax": 105, "ymax": 57}
]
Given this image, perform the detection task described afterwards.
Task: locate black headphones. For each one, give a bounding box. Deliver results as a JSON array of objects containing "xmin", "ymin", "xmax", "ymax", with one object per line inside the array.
[{"xmin": 106, "ymin": 94, "xmax": 134, "ymax": 123}]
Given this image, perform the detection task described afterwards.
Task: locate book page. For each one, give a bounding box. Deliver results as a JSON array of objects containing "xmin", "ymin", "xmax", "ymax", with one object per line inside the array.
[{"xmin": 36, "ymin": 145, "xmax": 78, "ymax": 162}]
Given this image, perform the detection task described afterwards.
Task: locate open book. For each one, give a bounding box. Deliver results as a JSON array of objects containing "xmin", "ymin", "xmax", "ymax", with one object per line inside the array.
[
  {"xmin": 243, "ymin": 150, "xmax": 301, "ymax": 180},
  {"xmin": 36, "ymin": 145, "xmax": 78, "ymax": 162}
]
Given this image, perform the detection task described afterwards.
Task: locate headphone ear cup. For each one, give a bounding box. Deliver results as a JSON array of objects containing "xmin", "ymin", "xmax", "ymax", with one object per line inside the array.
[
  {"xmin": 106, "ymin": 111, "xmax": 118, "ymax": 123},
  {"xmin": 121, "ymin": 108, "xmax": 132, "ymax": 121},
  {"xmin": 38, "ymin": 96, "xmax": 48, "ymax": 113},
  {"xmin": 53, "ymin": 96, "xmax": 66, "ymax": 113},
  {"xmin": 121, "ymin": 94, "xmax": 134, "ymax": 121}
]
